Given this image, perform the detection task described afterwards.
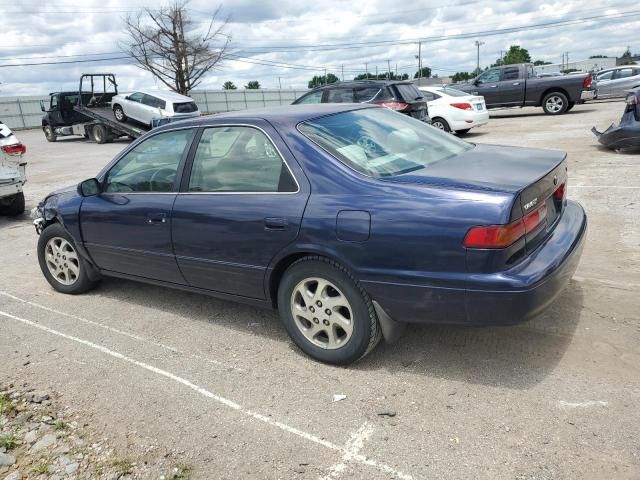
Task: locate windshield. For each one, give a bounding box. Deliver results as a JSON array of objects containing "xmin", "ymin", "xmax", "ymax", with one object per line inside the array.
[{"xmin": 299, "ymin": 107, "xmax": 473, "ymax": 178}]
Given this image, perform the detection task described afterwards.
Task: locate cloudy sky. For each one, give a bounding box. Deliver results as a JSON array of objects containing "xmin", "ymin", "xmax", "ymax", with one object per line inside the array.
[{"xmin": 0, "ymin": 0, "xmax": 638, "ymax": 96}]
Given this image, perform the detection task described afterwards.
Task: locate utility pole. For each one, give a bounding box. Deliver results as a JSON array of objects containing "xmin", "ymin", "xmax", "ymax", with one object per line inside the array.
[
  {"xmin": 365, "ymin": 63, "xmax": 368, "ymax": 79},
  {"xmin": 375, "ymin": 65, "xmax": 378, "ymax": 78},
  {"xmin": 278, "ymin": 77, "xmax": 282, "ymax": 89},
  {"xmin": 565, "ymin": 52, "xmax": 569, "ymax": 70},
  {"xmin": 341, "ymin": 65, "xmax": 344, "ymax": 82},
  {"xmin": 387, "ymin": 59, "xmax": 391, "ymax": 80},
  {"xmin": 395, "ymin": 63, "xmax": 398, "ymax": 78},
  {"xmin": 324, "ymin": 68, "xmax": 327, "ymax": 85},
  {"xmin": 474, "ymin": 40, "xmax": 485, "ymax": 74},
  {"xmin": 417, "ymin": 41, "xmax": 422, "ymax": 79}
]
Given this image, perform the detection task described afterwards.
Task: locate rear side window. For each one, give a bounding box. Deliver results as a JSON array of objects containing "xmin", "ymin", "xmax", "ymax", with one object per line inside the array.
[
  {"xmin": 394, "ymin": 84, "xmax": 421, "ymax": 101},
  {"xmin": 326, "ymin": 89, "xmax": 355, "ymax": 103},
  {"xmin": 295, "ymin": 91, "xmax": 323, "ymax": 104},
  {"xmin": 421, "ymin": 91, "xmax": 438, "ymax": 101},
  {"xmin": 616, "ymin": 69, "xmax": 634, "ymax": 79},
  {"xmin": 374, "ymin": 87, "xmax": 396, "ymax": 102},
  {"xmin": 439, "ymin": 88, "xmax": 468, "ymax": 97},
  {"xmin": 501, "ymin": 67, "xmax": 520, "ymax": 81},
  {"xmin": 143, "ymin": 95, "xmax": 166, "ymax": 109},
  {"xmin": 173, "ymin": 102, "xmax": 198, "ymax": 113},
  {"xmin": 188, "ymin": 126, "xmax": 297, "ymax": 193},
  {"xmin": 354, "ymin": 87, "xmax": 381, "ymax": 102}
]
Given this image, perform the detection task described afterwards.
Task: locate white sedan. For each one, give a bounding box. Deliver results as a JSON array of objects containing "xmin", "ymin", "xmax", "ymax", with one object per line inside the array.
[
  {"xmin": 419, "ymin": 86, "xmax": 489, "ymax": 134},
  {"xmin": 111, "ymin": 90, "xmax": 201, "ymax": 128}
]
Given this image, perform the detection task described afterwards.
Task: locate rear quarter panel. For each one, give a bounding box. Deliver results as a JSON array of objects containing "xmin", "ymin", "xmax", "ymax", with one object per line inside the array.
[{"xmin": 525, "ymin": 75, "xmax": 586, "ymax": 105}]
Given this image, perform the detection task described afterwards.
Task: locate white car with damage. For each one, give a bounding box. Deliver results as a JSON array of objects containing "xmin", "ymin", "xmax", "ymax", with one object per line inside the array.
[{"xmin": 0, "ymin": 120, "xmax": 27, "ymax": 216}]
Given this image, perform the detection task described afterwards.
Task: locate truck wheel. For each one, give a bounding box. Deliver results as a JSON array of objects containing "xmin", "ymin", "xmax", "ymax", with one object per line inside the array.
[
  {"xmin": 43, "ymin": 124, "xmax": 57, "ymax": 142},
  {"xmin": 542, "ymin": 92, "xmax": 569, "ymax": 115},
  {"xmin": 92, "ymin": 125, "xmax": 108, "ymax": 144},
  {"xmin": 0, "ymin": 192, "xmax": 25, "ymax": 216},
  {"xmin": 113, "ymin": 105, "xmax": 127, "ymax": 122}
]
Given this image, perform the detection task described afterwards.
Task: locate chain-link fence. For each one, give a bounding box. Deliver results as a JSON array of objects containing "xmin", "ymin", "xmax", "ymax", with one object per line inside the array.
[{"xmin": 0, "ymin": 89, "xmax": 309, "ymax": 130}]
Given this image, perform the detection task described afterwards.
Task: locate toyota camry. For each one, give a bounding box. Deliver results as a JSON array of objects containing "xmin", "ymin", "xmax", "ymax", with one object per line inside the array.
[{"xmin": 33, "ymin": 104, "xmax": 587, "ymax": 365}]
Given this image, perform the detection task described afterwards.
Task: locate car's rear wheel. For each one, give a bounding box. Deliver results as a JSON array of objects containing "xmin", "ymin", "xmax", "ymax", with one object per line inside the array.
[
  {"xmin": 37, "ymin": 223, "xmax": 100, "ymax": 294},
  {"xmin": 113, "ymin": 105, "xmax": 127, "ymax": 122},
  {"xmin": 431, "ymin": 117, "xmax": 451, "ymax": 132},
  {"xmin": 542, "ymin": 92, "xmax": 569, "ymax": 115},
  {"xmin": 0, "ymin": 192, "xmax": 25, "ymax": 216},
  {"xmin": 277, "ymin": 257, "xmax": 381, "ymax": 365},
  {"xmin": 43, "ymin": 124, "xmax": 57, "ymax": 142}
]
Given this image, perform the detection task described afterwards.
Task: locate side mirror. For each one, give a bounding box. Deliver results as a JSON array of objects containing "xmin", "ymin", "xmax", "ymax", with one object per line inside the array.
[
  {"xmin": 78, "ymin": 178, "xmax": 101, "ymax": 197},
  {"xmin": 40, "ymin": 100, "xmax": 46, "ymax": 112},
  {"xmin": 124, "ymin": 96, "xmax": 130, "ymax": 100}
]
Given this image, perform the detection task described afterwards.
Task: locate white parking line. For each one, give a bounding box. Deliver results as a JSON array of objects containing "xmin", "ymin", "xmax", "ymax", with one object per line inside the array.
[
  {"xmin": 558, "ymin": 400, "xmax": 608, "ymax": 409},
  {"xmin": 0, "ymin": 310, "xmax": 414, "ymax": 480},
  {"xmin": 571, "ymin": 185, "xmax": 640, "ymax": 189},
  {"xmin": 0, "ymin": 291, "xmax": 245, "ymax": 373},
  {"xmin": 320, "ymin": 422, "xmax": 375, "ymax": 480}
]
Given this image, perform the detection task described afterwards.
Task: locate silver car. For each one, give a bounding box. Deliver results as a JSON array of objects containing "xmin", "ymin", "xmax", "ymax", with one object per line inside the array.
[
  {"xmin": 111, "ymin": 90, "xmax": 200, "ymax": 127},
  {"xmin": 595, "ymin": 66, "xmax": 640, "ymax": 99}
]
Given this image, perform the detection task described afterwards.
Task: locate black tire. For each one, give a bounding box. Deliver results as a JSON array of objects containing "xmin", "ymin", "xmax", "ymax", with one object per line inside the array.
[
  {"xmin": 43, "ymin": 124, "xmax": 57, "ymax": 142},
  {"xmin": 566, "ymin": 102, "xmax": 575, "ymax": 112},
  {"xmin": 277, "ymin": 256, "xmax": 382, "ymax": 365},
  {"xmin": 113, "ymin": 105, "xmax": 127, "ymax": 122},
  {"xmin": 0, "ymin": 192, "xmax": 25, "ymax": 216},
  {"xmin": 37, "ymin": 223, "xmax": 100, "ymax": 295},
  {"xmin": 92, "ymin": 124, "xmax": 108, "ymax": 144},
  {"xmin": 542, "ymin": 91, "xmax": 569, "ymax": 115},
  {"xmin": 431, "ymin": 117, "xmax": 451, "ymax": 132},
  {"xmin": 455, "ymin": 128, "xmax": 471, "ymax": 135}
]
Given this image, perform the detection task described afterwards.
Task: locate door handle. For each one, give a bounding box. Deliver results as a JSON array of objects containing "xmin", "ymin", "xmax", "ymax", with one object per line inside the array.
[
  {"xmin": 264, "ymin": 217, "xmax": 287, "ymax": 231},
  {"xmin": 490, "ymin": 85, "xmax": 498, "ymax": 88},
  {"xmin": 146, "ymin": 212, "xmax": 167, "ymax": 224},
  {"xmin": 512, "ymin": 82, "xmax": 520, "ymax": 86}
]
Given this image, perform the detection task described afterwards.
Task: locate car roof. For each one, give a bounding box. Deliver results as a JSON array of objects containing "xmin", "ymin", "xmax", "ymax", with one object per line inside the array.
[
  {"xmin": 131, "ymin": 90, "xmax": 195, "ymax": 102},
  {"xmin": 306, "ymin": 80, "xmax": 414, "ymax": 91},
  {"xmin": 153, "ymin": 104, "xmax": 378, "ymax": 132}
]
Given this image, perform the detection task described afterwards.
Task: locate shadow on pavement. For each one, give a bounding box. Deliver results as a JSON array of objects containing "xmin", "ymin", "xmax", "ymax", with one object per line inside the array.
[
  {"xmin": 92, "ymin": 276, "xmax": 583, "ymax": 390},
  {"xmin": 491, "ymin": 109, "xmax": 597, "ymax": 119}
]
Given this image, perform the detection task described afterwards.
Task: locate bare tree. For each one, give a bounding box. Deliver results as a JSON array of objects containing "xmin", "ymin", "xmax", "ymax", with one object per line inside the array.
[{"xmin": 122, "ymin": 2, "xmax": 230, "ymax": 94}]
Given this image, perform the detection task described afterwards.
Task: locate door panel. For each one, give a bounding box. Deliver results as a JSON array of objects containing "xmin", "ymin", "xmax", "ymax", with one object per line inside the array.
[
  {"xmin": 172, "ymin": 123, "xmax": 309, "ymax": 299},
  {"xmin": 495, "ymin": 67, "xmax": 524, "ymax": 105},
  {"xmin": 80, "ymin": 128, "xmax": 195, "ymax": 283},
  {"xmin": 124, "ymin": 92, "xmax": 145, "ymax": 122},
  {"xmin": 473, "ymin": 68, "xmax": 502, "ymax": 106}
]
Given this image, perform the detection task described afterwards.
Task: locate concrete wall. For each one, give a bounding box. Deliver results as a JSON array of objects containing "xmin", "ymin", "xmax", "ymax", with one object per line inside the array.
[{"xmin": 0, "ymin": 89, "xmax": 309, "ymax": 130}]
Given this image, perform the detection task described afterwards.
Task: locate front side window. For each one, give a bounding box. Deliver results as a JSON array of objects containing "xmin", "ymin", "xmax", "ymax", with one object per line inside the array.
[
  {"xmin": 477, "ymin": 69, "xmax": 500, "ymax": 84},
  {"xmin": 105, "ymin": 129, "xmax": 192, "ymax": 193},
  {"xmin": 296, "ymin": 91, "xmax": 323, "ymax": 104},
  {"xmin": 128, "ymin": 92, "xmax": 144, "ymax": 103},
  {"xmin": 188, "ymin": 126, "xmax": 297, "ymax": 193},
  {"xmin": 299, "ymin": 108, "xmax": 472, "ymax": 178},
  {"xmin": 598, "ymin": 71, "xmax": 614, "ymax": 81}
]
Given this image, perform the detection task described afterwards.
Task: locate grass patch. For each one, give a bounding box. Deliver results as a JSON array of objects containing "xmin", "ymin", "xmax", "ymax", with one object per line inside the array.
[
  {"xmin": 54, "ymin": 420, "xmax": 68, "ymax": 431},
  {"xmin": 112, "ymin": 458, "xmax": 133, "ymax": 475},
  {"xmin": 0, "ymin": 434, "xmax": 17, "ymax": 450},
  {"xmin": 0, "ymin": 395, "xmax": 14, "ymax": 416},
  {"xmin": 32, "ymin": 460, "xmax": 51, "ymax": 475}
]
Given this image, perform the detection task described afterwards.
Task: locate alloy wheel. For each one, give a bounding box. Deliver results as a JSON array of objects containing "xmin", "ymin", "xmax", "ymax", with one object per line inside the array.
[
  {"xmin": 432, "ymin": 120, "xmax": 446, "ymax": 130},
  {"xmin": 546, "ymin": 96, "xmax": 564, "ymax": 113},
  {"xmin": 290, "ymin": 277, "xmax": 354, "ymax": 349},
  {"xmin": 44, "ymin": 237, "xmax": 80, "ymax": 286},
  {"xmin": 114, "ymin": 108, "xmax": 124, "ymax": 121}
]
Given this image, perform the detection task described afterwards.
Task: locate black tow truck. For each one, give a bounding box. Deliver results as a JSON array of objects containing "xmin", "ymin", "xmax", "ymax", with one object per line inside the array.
[{"xmin": 40, "ymin": 74, "xmax": 148, "ymax": 144}]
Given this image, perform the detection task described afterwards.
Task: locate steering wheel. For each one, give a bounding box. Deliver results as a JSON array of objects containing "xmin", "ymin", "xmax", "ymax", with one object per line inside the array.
[
  {"xmin": 149, "ymin": 168, "xmax": 176, "ymax": 191},
  {"xmin": 106, "ymin": 181, "xmax": 134, "ymax": 193},
  {"xmin": 356, "ymin": 135, "xmax": 380, "ymax": 155}
]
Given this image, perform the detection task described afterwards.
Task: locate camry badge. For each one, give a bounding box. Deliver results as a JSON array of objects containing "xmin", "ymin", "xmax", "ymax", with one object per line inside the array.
[{"xmin": 523, "ymin": 198, "xmax": 538, "ymax": 211}]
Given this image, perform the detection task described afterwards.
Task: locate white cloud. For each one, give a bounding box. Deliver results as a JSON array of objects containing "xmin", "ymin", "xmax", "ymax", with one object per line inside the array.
[{"xmin": 0, "ymin": 0, "xmax": 637, "ymax": 95}]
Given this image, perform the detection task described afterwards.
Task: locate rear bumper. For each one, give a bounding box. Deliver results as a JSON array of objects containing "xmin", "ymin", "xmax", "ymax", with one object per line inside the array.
[
  {"xmin": 449, "ymin": 111, "xmax": 490, "ymax": 131},
  {"xmin": 363, "ymin": 201, "xmax": 587, "ymax": 326},
  {"xmin": 581, "ymin": 90, "xmax": 596, "ymax": 101}
]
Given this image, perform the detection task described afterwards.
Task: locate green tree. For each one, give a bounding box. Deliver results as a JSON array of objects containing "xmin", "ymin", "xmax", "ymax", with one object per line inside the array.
[
  {"xmin": 620, "ymin": 47, "xmax": 635, "ymax": 65},
  {"xmin": 589, "ymin": 55, "xmax": 609, "ymax": 59},
  {"xmin": 533, "ymin": 60, "xmax": 552, "ymax": 66},
  {"xmin": 222, "ymin": 81, "xmax": 237, "ymax": 90},
  {"xmin": 308, "ymin": 73, "xmax": 339, "ymax": 88},
  {"xmin": 245, "ymin": 80, "xmax": 261, "ymax": 89},
  {"xmin": 414, "ymin": 67, "xmax": 432, "ymax": 79},
  {"xmin": 451, "ymin": 71, "xmax": 473, "ymax": 82},
  {"xmin": 502, "ymin": 45, "xmax": 532, "ymax": 65}
]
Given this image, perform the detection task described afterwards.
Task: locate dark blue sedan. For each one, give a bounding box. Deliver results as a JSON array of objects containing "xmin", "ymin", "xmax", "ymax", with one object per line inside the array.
[{"xmin": 33, "ymin": 104, "xmax": 587, "ymax": 364}]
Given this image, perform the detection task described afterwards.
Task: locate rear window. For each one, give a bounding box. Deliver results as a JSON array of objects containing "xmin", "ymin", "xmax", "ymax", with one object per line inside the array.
[
  {"xmin": 299, "ymin": 108, "xmax": 472, "ymax": 178},
  {"xmin": 173, "ymin": 102, "xmax": 198, "ymax": 113},
  {"xmin": 439, "ymin": 88, "xmax": 468, "ymax": 97},
  {"xmin": 394, "ymin": 84, "xmax": 421, "ymax": 101}
]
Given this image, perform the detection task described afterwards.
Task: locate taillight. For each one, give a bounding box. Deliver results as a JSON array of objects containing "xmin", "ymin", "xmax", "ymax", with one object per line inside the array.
[
  {"xmin": 553, "ymin": 183, "xmax": 566, "ymax": 202},
  {"xmin": 464, "ymin": 203, "xmax": 548, "ymax": 249},
  {"xmin": 1, "ymin": 143, "xmax": 26, "ymax": 155},
  {"xmin": 450, "ymin": 102, "xmax": 473, "ymax": 110},
  {"xmin": 375, "ymin": 101, "xmax": 409, "ymax": 112},
  {"xmin": 583, "ymin": 75, "xmax": 593, "ymax": 89}
]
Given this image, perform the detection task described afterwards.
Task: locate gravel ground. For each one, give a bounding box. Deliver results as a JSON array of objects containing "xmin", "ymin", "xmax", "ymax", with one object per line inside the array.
[{"xmin": 1, "ymin": 101, "xmax": 639, "ymax": 480}]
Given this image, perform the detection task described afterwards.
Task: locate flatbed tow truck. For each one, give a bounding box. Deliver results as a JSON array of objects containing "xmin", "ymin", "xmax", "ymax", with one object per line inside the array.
[{"xmin": 40, "ymin": 73, "xmax": 148, "ymax": 143}]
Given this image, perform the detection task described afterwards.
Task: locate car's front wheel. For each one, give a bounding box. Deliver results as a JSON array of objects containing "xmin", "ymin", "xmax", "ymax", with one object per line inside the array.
[
  {"xmin": 37, "ymin": 223, "xmax": 100, "ymax": 294},
  {"xmin": 43, "ymin": 124, "xmax": 57, "ymax": 142},
  {"xmin": 277, "ymin": 256, "xmax": 381, "ymax": 365},
  {"xmin": 113, "ymin": 105, "xmax": 127, "ymax": 122}
]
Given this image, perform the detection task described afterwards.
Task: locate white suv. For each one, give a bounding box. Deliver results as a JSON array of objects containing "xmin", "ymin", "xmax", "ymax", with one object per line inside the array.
[
  {"xmin": 111, "ymin": 90, "xmax": 201, "ymax": 128},
  {"xmin": 0, "ymin": 120, "xmax": 27, "ymax": 216}
]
